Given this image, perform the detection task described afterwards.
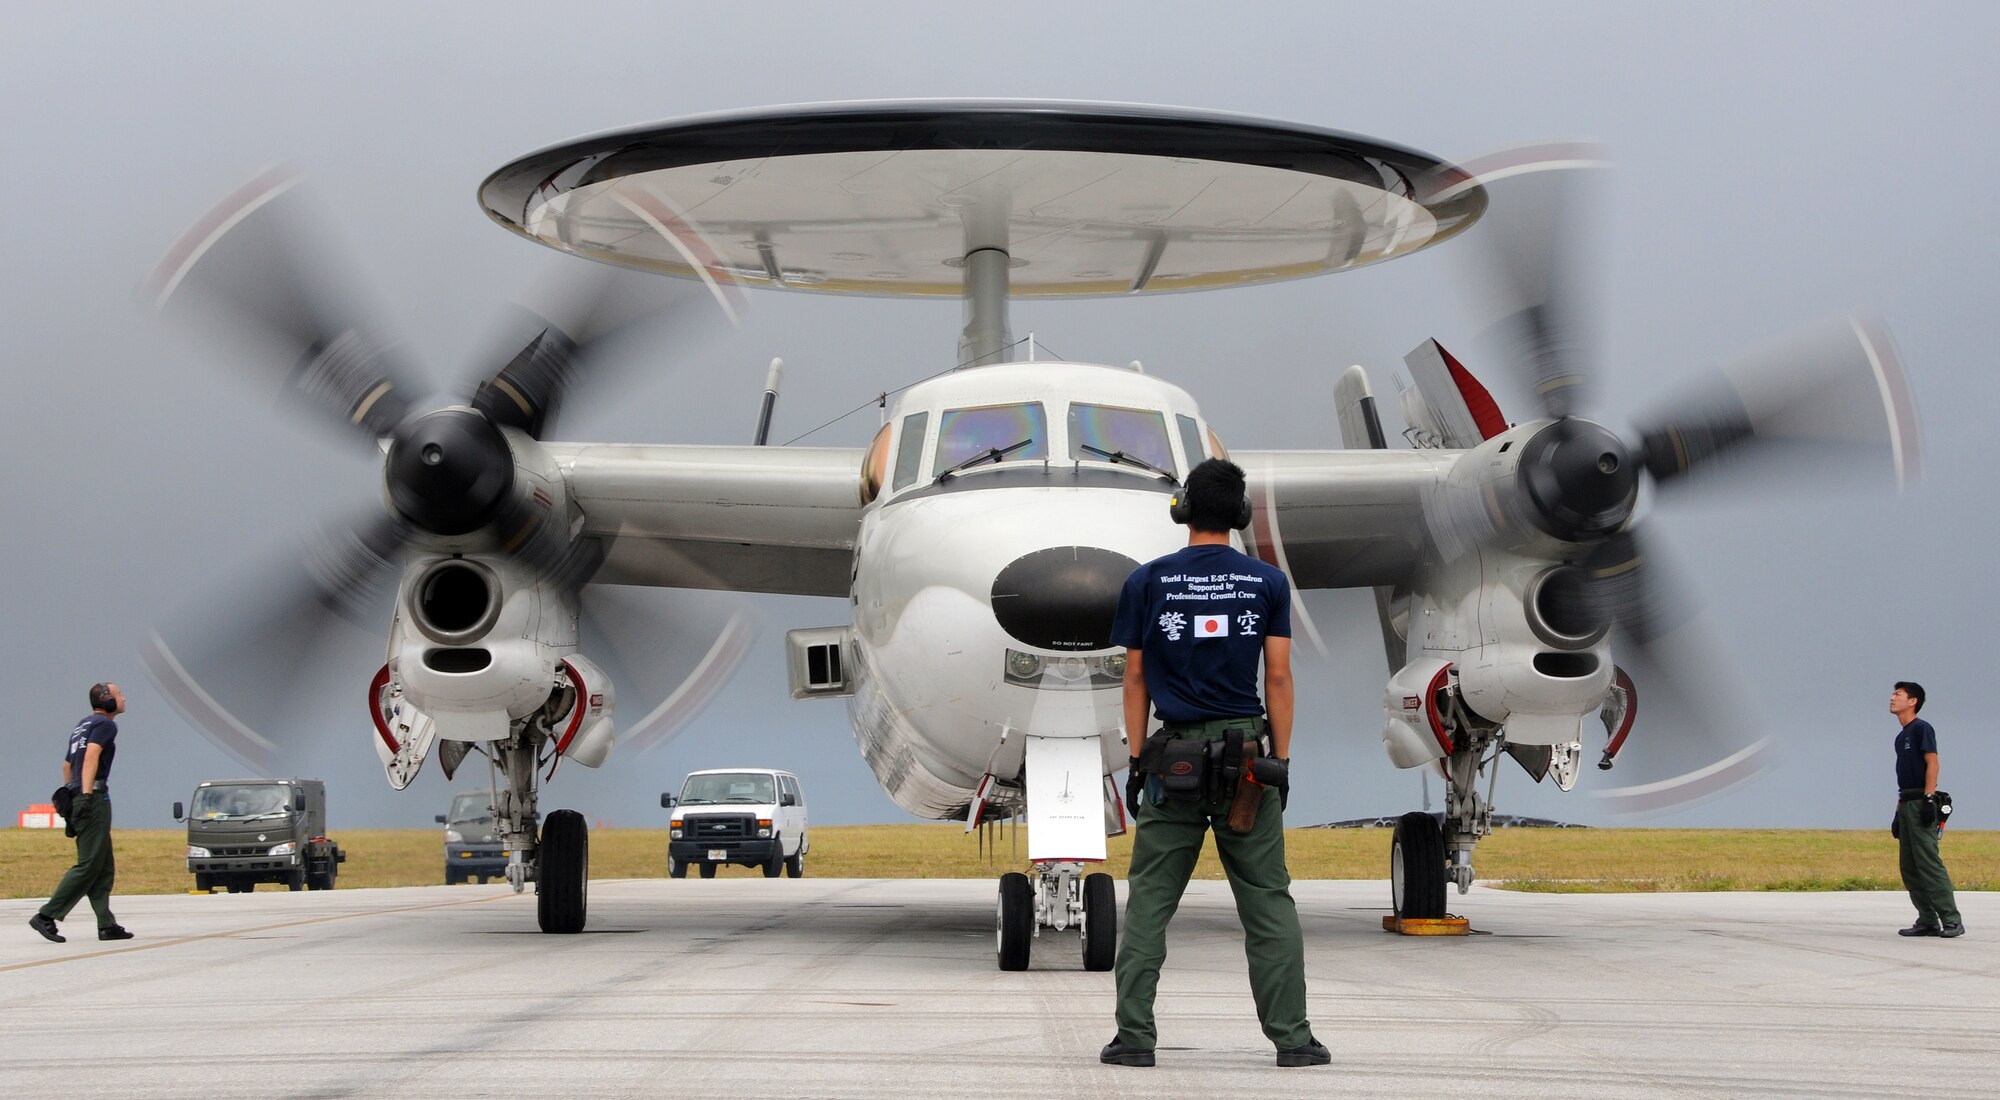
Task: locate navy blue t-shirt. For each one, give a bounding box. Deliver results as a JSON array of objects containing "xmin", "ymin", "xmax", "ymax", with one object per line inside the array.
[
  {"xmin": 66, "ymin": 714, "xmax": 117, "ymax": 791},
  {"xmin": 1893, "ymin": 717, "xmax": 1936, "ymax": 792},
  {"xmin": 1110, "ymin": 543, "xmax": 1292, "ymax": 724}
]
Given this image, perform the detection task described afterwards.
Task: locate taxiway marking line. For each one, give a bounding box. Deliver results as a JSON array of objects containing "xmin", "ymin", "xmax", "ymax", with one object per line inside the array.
[{"xmin": 1, "ymin": 893, "xmax": 510, "ymax": 973}]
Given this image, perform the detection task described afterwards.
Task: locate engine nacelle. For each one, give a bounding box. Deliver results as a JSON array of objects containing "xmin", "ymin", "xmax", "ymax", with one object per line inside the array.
[
  {"xmin": 1452, "ymin": 557, "xmax": 1614, "ymax": 743},
  {"xmin": 391, "ymin": 554, "xmax": 576, "ymax": 742}
]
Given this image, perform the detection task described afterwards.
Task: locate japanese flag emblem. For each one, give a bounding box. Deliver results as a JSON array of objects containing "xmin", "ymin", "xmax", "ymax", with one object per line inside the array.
[{"xmin": 1194, "ymin": 614, "xmax": 1229, "ymax": 638}]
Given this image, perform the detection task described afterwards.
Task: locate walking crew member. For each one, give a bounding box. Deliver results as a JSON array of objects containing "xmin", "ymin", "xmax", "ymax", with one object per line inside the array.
[
  {"xmin": 1100, "ymin": 458, "xmax": 1327, "ymax": 1068},
  {"xmin": 1890, "ymin": 681, "xmax": 1962, "ymax": 938},
  {"xmin": 30, "ymin": 683, "xmax": 134, "ymax": 943}
]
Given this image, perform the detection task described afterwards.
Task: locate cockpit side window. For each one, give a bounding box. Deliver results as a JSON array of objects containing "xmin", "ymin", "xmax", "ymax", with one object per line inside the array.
[
  {"xmin": 1175, "ymin": 414, "xmax": 1205, "ymax": 467},
  {"xmin": 932, "ymin": 403, "xmax": 1048, "ymax": 476},
  {"xmin": 891, "ymin": 411, "xmax": 929, "ymax": 492},
  {"xmin": 1070, "ymin": 403, "xmax": 1174, "ymax": 474}
]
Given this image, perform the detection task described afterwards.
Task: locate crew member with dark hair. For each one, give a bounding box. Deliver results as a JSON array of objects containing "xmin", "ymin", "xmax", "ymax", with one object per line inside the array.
[
  {"xmin": 29, "ymin": 683, "xmax": 134, "ymax": 943},
  {"xmin": 1100, "ymin": 457, "xmax": 1327, "ymax": 1068},
  {"xmin": 1890, "ymin": 681, "xmax": 1962, "ymax": 938}
]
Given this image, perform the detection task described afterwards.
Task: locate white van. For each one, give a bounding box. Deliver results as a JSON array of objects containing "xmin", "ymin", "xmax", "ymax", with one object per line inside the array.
[{"xmin": 663, "ymin": 768, "xmax": 808, "ymax": 878}]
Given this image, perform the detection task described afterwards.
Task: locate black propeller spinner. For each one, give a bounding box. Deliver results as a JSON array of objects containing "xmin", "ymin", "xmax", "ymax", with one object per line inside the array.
[{"xmin": 384, "ymin": 408, "xmax": 516, "ymax": 537}]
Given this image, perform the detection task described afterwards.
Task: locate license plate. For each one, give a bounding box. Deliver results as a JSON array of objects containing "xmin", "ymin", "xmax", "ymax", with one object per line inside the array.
[{"xmin": 708, "ymin": 849, "xmax": 728, "ymax": 861}]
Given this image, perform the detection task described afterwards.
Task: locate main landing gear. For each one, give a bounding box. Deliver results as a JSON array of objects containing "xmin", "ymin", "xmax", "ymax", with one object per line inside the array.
[
  {"xmin": 996, "ymin": 862, "xmax": 1117, "ymax": 971},
  {"xmin": 488, "ymin": 719, "xmax": 590, "ymax": 934},
  {"xmin": 1390, "ymin": 690, "xmax": 1502, "ymax": 921}
]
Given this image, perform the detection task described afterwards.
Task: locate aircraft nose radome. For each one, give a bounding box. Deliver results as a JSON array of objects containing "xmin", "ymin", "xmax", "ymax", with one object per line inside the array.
[{"xmin": 989, "ymin": 546, "xmax": 1140, "ymax": 652}]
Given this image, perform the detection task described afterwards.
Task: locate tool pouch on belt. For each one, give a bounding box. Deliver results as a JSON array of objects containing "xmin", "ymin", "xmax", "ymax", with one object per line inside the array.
[{"xmin": 1143, "ymin": 731, "xmax": 1208, "ymax": 802}]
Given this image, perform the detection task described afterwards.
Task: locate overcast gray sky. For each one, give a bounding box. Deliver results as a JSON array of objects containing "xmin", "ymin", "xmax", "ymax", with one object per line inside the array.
[{"xmin": 4, "ymin": 3, "xmax": 1995, "ymax": 835}]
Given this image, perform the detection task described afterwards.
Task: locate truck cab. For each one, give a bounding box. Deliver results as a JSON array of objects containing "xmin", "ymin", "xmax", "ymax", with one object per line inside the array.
[
  {"xmin": 663, "ymin": 768, "xmax": 807, "ymax": 879},
  {"xmin": 175, "ymin": 778, "xmax": 344, "ymax": 892},
  {"xmin": 436, "ymin": 790, "xmax": 509, "ymax": 884}
]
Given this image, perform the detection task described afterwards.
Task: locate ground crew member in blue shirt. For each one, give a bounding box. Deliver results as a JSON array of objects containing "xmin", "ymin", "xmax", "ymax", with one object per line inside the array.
[
  {"xmin": 1100, "ymin": 458, "xmax": 1328, "ymax": 1068},
  {"xmin": 1889, "ymin": 681, "xmax": 1962, "ymax": 938},
  {"xmin": 29, "ymin": 683, "xmax": 135, "ymax": 943}
]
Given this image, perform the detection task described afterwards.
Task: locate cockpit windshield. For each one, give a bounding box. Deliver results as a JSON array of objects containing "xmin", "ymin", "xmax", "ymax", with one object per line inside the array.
[
  {"xmin": 1069, "ymin": 403, "xmax": 1175, "ymax": 476},
  {"xmin": 932, "ymin": 403, "xmax": 1049, "ymax": 476},
  {"xmin": 448, "ymin": 793, "xmax": 495, "ymax": 825},
  {"xmin": 678, "ymin": 772, "xmax": 778, "ymax": 806},
  {"xmin": 192, "ymin": 784, "xmax": 292, "ymax": 820}
]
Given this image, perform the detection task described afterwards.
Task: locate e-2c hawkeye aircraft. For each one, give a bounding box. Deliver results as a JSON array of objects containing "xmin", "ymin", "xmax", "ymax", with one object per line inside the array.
[{"xmin": 145, "ymin": 102, "xmax": 1918, "ymax": 967}]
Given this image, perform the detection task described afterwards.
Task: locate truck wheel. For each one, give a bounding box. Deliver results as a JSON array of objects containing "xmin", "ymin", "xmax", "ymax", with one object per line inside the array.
[
  {"xmin": 668, "ymin": 858, "xmax": 687, "ymax": 879},
  {"xmin": 699, "ymin": 860, "xmax": 716, "ymax": 879},
  {"xmin": 1391, "ymin": 810, "xmax": 1448, "ymax": 920},
  {"xmin": 537, "ymin": 808, "xmax": 589, "ymax": 934},
  {"xmin": 785, "ymin": 848, "xmax": 804, "ymax": 878},
  {"xmin": 195, "ymin": 873, "xmax": 214, "ymax": 892},
  {"xmin": 1081, "ymin": 872, "xmax": 1117, "ymax": 972},
  {"xmin": 227, "ymin": 880, "xmax": 252, "ymax": 893},
  {"xmin": 445, "ymin": 868, "xmax": 458, "ymax": 886},
  {"xmin": 763, "ymin": 837, "xmax": 783, "ymax": 878},
  {"xmin": 997, "ymin": 872, "xmax": 1033, "ymax": 971},
  {"xmin": 288, "ymin": 868, "xmax": 306, "ymax": 891}
]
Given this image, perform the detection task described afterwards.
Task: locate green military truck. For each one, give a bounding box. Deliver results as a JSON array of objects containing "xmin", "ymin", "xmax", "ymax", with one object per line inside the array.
[{"xmin": 175, "ymin": 778, "xmax": 346, "ymax": 892}]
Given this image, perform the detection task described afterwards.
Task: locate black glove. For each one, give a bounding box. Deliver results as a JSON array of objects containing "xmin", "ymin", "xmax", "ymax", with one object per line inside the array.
[
  {"xmin": 1921, "ymin": 796, "xmax": 1939, "ymax": 828},
  {"xmin": 1125, "ymin": 767, "xmax": 1145, "ymax": 817},
  {"xmin": 1252, "ymin": 756, "xmax": 1290, "ymax": 810}
]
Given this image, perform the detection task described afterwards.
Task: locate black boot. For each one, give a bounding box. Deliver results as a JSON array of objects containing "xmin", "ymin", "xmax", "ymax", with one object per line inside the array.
[
  {"xmin": 1098, "ymin": 1038, "xmax": 1154, "ymax": 1067},
  {"xmin": 98, "ymin": 925, "xmax": 135, "ymax": 941},
  {"xmin": 1898, "ymin": 921, "xmax": 1941, "ymax": 937},
  {"xmin": 1277, "ymin": 1036, "xmax": 1331, "ymax": 1067},
  {"xmin": 28, "ymin": 914, "xmax": 64, "ymax": 943}
]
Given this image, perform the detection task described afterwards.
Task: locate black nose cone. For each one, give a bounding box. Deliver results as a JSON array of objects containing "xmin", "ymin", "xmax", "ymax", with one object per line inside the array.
[{"xmin": 991, "ymin": 546, "xmax": 1140, "ymax": 652}]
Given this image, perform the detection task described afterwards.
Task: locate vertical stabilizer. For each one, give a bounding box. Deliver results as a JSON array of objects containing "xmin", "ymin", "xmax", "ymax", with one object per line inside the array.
[{"xmin": 1402, "ymin": 339, "xmax": 1507, "ymax": 448}]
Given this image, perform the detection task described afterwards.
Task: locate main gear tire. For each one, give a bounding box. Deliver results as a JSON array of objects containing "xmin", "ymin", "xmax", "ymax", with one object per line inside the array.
[
  {"xmin": 537, "ymin": 809, "xmax": 589, "ymax": 934},
  {"xmin": 997, "ymin": 872, "xmax": 1033, "ymax": 971},
  {"xmin": 1391, "ymin": 810, "xmax": 1448, "ymax": 920},
  {"xmin": 1080, "ymin": 872, "xmax": 1117, "ymax": 972}
]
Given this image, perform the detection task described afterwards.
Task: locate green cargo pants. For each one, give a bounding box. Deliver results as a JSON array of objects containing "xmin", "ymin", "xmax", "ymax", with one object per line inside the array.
[
  {"xmin": 1114, "ymin": 724, "xmax": 1311, "ymax": 1051},
  {"xmin": 40, "ymin": 794, "xmax": 117, "ymax": 930},
  {"xmin": 1897, "ymin": 798, "xmax": 1960, "ymax": 927}
]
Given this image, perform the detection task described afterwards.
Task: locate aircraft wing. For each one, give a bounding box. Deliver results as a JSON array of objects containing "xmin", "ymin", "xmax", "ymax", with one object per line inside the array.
[
  {"xmin": 551, "ymin": 443, "xmax": 865, "ymax": 597},
  {"xmin": 1233, "ymin": 449, "xmax": 1454, "ymax": 590}
]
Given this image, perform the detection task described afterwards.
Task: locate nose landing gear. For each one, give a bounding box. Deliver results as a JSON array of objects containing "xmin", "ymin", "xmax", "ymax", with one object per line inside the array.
[{"xmin": 996, "ymin": 861, "xmax": 1117, "ymax": 971}]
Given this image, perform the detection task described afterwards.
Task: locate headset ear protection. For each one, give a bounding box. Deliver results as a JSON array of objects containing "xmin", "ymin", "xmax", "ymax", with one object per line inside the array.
[
  {"xmin": 1168, "ymin": 489, "xmax": 1253, "ymax": 531},
  {"xmin": 89, "ymin": 683, "xmax": 114, "ymax": 712}
]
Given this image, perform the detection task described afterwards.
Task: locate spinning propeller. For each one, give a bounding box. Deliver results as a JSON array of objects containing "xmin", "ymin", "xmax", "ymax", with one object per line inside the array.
[
  {"xmin": 141, "ymin": 167, "xmax": 751, "ymax": 770},
  {"xmin": 1433, "ymin": 145, "xmax": 1921, "ymax": 812}
]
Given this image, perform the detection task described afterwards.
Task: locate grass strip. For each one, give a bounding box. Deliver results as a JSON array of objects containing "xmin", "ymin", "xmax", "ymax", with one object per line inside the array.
[{"xmin": 3, "ymin": 826, "xmax": 1994, "ymax": 898}]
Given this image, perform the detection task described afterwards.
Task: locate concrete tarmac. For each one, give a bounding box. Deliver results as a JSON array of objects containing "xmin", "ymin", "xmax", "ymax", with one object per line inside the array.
[{"xmin": 2, "ymin": 879, "xmax": 1994, "ymax": 1098}]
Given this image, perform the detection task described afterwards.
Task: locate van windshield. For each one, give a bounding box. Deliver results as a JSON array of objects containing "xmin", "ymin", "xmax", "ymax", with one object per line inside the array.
[
  {"xmin": 192, "ymin": 784, "xmax": 292, "ymax": 820},
  {"xmin": 679, "ymin": 773, "xmax": 777, "ymax": 805},
  {"xmin": 449, "ymin": 793, "xmax": 495, "ymax": 825}
]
